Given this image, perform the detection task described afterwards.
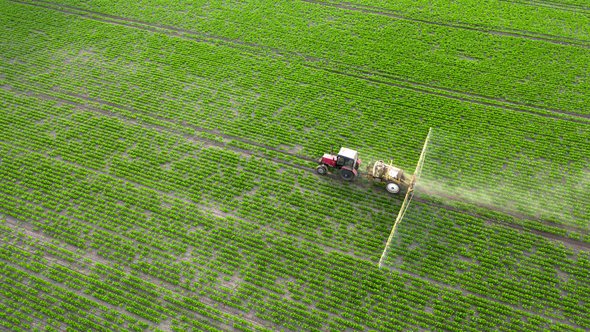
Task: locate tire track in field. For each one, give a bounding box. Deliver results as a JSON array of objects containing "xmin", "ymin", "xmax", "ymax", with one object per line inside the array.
[
  {"xmin": 0, "ymin": 235, "xmax": 145, "ymax": 331},
  {"xmin": 6, "ymin": 54, "xmax": 590, "ymax": 151},
  {"xmin": 2, "ymin": 103, "xmax": 587, "ymax": 328},
  {"xmin": 10, "ymin": 0, "xmax": 265, "ymax": 51},
  {"xmin": 381, "ymin": 261, "xmax": 586, "ymax": 331},
  {"xmin": 301, "ymin": 0, "xmax": 590, "ymax": 47},
  {"xmin": 304, "ymin": 62, "xmax": 590, "ymax": 121},
  {"xmin": 3, "ymin": 187, "xmax": 584, "ymax": 331},
  {"xmin": 0, "ymin": 223, "xmax": 268, "ymax": 332},
  {"xmin": 13, "ymin": 83, "xmax": 318, "ymax": 165},
  {"xmin": 3, "ymin": 84, "xmax": 400, "ymax": 223},
  {"xmin": 412, "ymin": 197, "xmax": 590, "ymax": 251},
  {"xmin": 499, "ymin": 0, "xmax": 590, "ymax": 13},
  {"xmin": 20, "ymin": 83, "xmax": 590, "ymax": 233},
  {"xmin": 0, "ymin": 154, "xmax": 383, "ymax": 327},
  {"xmin": 1, "ymin": 167, "xmax": 389, "ymax": 330},
  {"xmin": 0, "ymin": 273, "xmax": 123, "ymax": 331},
  {"xmin": 1, "ymin": 217, "xmax": 137, "ymax": 330},
  {"xmin": 302, "ymin": 63, "xmax": 590, "ymax": 123},
  {"xmin": 28, "ymin": 0, "xmax": 590, "ymax": 96},
  {"xmin": 6, "ymin": 82, "xmax": 589, "ymax": 236},
  {"xmin": 0, "ymin": 133, "xmax": 384, "ymax": 262},
  {"xmin": 10, "ymin": 0, "xmax": 590, "ymax": 123},
  {"xmin": 5, "ymin": 85, "xmax": 588, "ymax": 251}
]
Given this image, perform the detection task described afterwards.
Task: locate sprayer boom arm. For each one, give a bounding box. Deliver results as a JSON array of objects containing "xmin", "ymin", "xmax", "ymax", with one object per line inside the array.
[
  {"xmin": 378, "ymin": 127, "xmax": 432, "ymax": 268},
  {"xmin": 413, "ymin": 128, "xmax": 432, "ymax": 186}
]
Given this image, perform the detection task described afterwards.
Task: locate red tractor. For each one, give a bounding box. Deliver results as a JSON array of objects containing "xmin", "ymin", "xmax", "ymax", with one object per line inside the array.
[{"xmin": 316, "ymin": 147, "xmax": 361, "ymax": 181}]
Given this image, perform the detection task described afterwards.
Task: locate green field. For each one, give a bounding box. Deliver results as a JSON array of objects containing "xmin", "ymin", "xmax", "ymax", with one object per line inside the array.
[{"xmin": 1, "ymin": 0, "xmax": 589, "ymax": 331}]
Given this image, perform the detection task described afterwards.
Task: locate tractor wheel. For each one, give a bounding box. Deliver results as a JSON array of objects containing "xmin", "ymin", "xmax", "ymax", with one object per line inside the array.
[
  {"xmin": 316, "ymin": 165, "xmax": 328, "ymax": 175},
  {"xmin": 340, "ymin": 169, "xmax": 355, "ymax": 181},
  {"xmin": 386, "ymin": 182, "xmax": 401, "ymax": 194}
]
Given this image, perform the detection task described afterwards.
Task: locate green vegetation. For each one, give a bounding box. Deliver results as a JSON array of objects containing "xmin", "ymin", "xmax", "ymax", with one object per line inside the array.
[{"xmin": 0, "ymin": 0, "xmax": 588, "ymax": 331}]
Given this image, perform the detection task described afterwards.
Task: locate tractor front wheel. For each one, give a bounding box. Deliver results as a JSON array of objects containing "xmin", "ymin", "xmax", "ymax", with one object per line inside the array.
[
  {"xmin": 316, "ymin": 165, "xmax": 328, "ymax": 175},
  {"xmin": 386, "ymin": 182, "xmax": 401, "ymax": 194},
  {"xmin": 340, "ymin": 169, "xmax": 355, "ymax": 181}
]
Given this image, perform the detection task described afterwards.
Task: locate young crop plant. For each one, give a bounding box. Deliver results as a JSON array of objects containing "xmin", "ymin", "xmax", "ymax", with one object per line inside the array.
[{"xmin": 0, "ymin": 0, "xmax": 588, "ymax": 331}]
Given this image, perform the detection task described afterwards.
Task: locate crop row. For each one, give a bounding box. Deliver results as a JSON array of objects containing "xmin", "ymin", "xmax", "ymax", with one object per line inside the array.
[
  {"xmin": 0, "ymin": 222, "xmax": 272, "ymax": 331},
  {"xmin": 2, "ymin": 79, "xmax": 588, "ymax": 291},
  {"xmin": 0, "ymin": 90, "xmax": 401, "ymax": 259},
  {"xmin": 0, "ymin": 259, "xmax": 143, "ymax": 331},
  {"xmin": 25, "ymin": 0, "xmax": 590, "ymax": 113},
  {"xmin": 1, "ymin": 207, "xmax": 584, "ymax": 332},
  {"xmin": 1, "ymin": 1, "xmax": 589, "ymax": 330},
  {"xmin": 3, "ymin": 68, "xmax": 588, "ymax": 238},
  {"xmin": 307, "ymin": 0, "xmax": 590, "ymax": 40},
  {"xmin": 6, "ymin": 133, "xmax": 588, "ymax": 330},
  {"xmin": 417, "ymin": 194, "xmax": 590, "ymax": 243},
  {"xmin": 1, "ymin": 2, "xmax": 588, "ymax": 228},
  {"xmin": 385, "ymin": 202, "xmax": 590, "ymax": 327}
]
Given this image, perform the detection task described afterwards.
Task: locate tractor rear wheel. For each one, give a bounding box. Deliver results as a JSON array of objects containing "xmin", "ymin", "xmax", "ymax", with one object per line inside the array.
[
  {"xmin": 316, "ymin": 165, "xmax": 328, "ymax": 175},
  {"xmin": 340, "ymin": 169, "xmax": 355, "ymax": 181},
  {"xmin": 386, "ymin": 182, "xmax": 401, "ymax": 194}
]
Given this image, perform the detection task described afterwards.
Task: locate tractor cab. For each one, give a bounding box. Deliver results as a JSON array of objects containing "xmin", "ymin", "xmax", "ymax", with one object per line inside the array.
[
  {"xmin": 336, "ymin": 147, "xmax": 360, "ymax": 170},
  {"xmin": 316, "ymin": 147, "xmax": 361, "ymax": 180}
]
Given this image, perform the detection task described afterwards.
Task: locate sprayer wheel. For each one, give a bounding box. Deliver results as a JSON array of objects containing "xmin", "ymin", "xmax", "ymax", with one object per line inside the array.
[{"xmin": 386, "ymin": 182, "xmax": 401, "ymax": 194}]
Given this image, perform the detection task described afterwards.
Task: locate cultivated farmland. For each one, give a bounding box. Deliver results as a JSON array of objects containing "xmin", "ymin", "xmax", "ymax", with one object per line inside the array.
[{"xmin": 1, "ymin": 0, "xmax": 589, "ymax": 331}]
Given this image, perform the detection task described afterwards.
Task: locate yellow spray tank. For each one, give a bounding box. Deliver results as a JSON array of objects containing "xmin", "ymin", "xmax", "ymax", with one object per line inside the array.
[
  {"xmin": 365, "ymin": 160, "xmax": 412, "ymax": 194},
  {"xmin": 365, "ymin": 128, "xmax": 431, "ymax": 195}
]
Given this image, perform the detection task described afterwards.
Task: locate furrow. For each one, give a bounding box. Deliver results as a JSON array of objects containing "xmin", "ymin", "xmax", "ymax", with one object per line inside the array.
[{"xmin": 302, "ymin": 0, "xmax": 590, "ymax": 47}]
